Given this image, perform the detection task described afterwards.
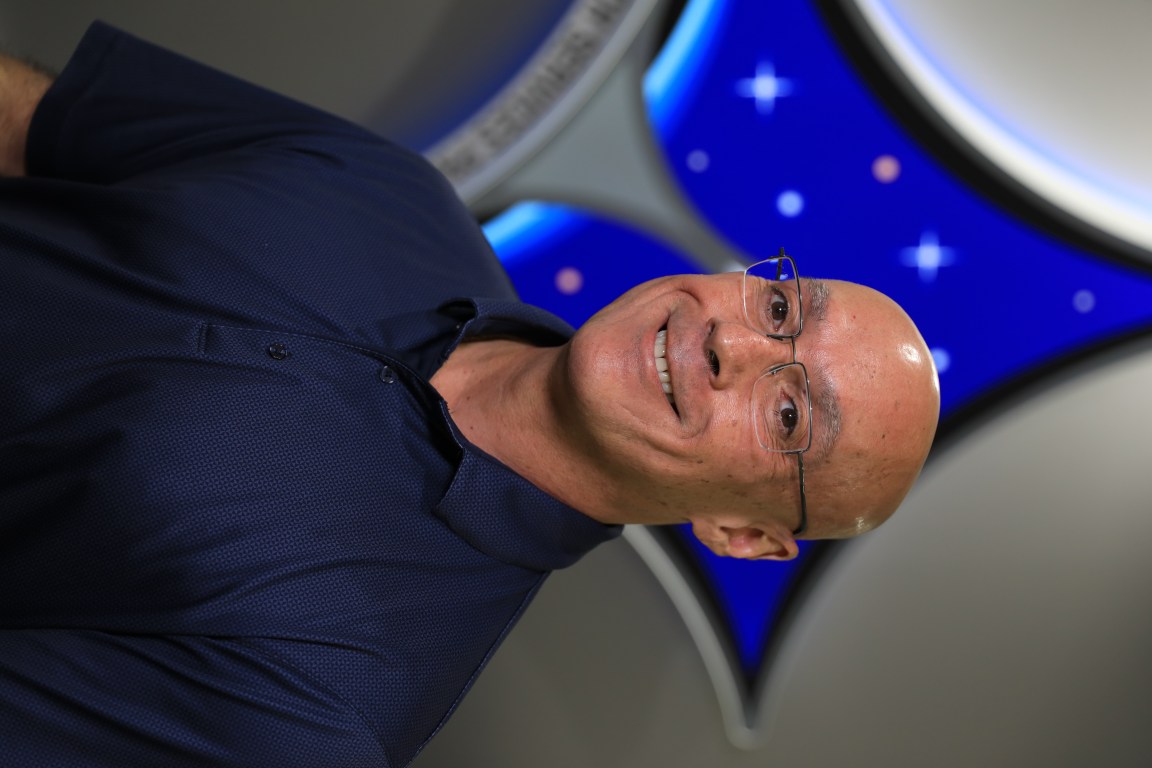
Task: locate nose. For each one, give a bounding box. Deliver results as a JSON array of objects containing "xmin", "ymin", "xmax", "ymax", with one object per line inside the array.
[{"xmin": 707, "ymin": 320, "xmax": 794, "ymax": 385}]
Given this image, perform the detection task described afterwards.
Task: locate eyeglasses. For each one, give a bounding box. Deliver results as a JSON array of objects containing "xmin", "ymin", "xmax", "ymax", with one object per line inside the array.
[{"xmin": 741, "ymin": 250, "xmax": 810, "ymax": 537}]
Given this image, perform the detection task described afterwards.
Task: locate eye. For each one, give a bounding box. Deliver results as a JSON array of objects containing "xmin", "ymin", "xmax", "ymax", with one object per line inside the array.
[
  {"xmin": 777, "ymin": 398, "xmax": 799, "ymax": 439},
  {"xmin": 752, "ymin": 364, "xmax": 810, "ymax": 452},
  {"xmin": 767, "ymin": 289, "xmax": 790, "ymax": 330},
  {"xmin": 773, "ymin": 382, "xmax": 810, "ymax": 450}
]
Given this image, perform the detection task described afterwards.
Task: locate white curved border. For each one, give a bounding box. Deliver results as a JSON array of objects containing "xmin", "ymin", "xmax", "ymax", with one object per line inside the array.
[
  {"xmin": 623, "ymin": 526, "xmax": 767, "ymax": 750},
  {"xmin": 853, "ymin": 0, "xmax": 1152, "ymax": 255},
  {"xmin": 426, "ymin": 0, "xmax": 659, "ymax": 203}
]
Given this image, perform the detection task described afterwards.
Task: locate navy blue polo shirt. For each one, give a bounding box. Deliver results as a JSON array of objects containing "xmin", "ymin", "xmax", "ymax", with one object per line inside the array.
[{"xmin": 0, "ymin": 22, "xmax": 619, "ymax": 768}]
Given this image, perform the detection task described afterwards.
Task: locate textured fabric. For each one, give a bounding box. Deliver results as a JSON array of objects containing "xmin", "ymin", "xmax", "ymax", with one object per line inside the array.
[{"xmin": 0, "ymin": 23, "xmax": 619, "ymax": 768}]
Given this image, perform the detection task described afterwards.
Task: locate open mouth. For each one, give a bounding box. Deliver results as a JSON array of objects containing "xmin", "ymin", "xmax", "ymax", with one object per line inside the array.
[{"xmin": 654, "ymin": 327, "xmax": 678, "ymax": 414}]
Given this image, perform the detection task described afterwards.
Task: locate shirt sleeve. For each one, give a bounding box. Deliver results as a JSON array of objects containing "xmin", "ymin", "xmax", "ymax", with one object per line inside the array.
[
  {"xmin": 0, "ymin": 630, "xmax": 391, "ymax": 768},
  {"xmin": 27, "ymin": 21, "xmax": 379, "ymax": 183},
  {"xmin": 17, "ymin": 21, "xmax": 519, "ymax": 340}
]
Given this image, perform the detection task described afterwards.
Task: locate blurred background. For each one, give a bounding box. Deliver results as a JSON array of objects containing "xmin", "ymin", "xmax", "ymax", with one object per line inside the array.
[{"xmin": 6, "ymin": 0, "xmax": 1152, "ymax": 764}]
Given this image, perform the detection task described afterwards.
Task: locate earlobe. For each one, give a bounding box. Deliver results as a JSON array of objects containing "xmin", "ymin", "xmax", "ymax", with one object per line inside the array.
[
  {"xmin": 725, "ymin": 526, "xmax": 799, "ymax": 561},
  {"xmin": 690, "ymin": 519, "xmax": 799, "ymax": 561}
]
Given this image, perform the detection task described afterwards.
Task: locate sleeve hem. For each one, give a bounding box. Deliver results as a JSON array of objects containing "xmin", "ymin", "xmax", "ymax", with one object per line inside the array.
[{"xmin": 26, "ymin": 21, "xmax": 122, "ymax": 178}]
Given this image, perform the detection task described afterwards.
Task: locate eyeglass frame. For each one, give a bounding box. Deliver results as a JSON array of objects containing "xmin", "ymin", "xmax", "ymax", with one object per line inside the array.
[{"xmin": 740, "ymin": 250, "xmax": 810, "ymax": 537}]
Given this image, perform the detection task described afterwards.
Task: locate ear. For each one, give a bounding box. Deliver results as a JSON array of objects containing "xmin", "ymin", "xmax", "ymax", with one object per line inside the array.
[{"xmin": 690, "ymin": 519, "xmax": 799, "ymax": 561}]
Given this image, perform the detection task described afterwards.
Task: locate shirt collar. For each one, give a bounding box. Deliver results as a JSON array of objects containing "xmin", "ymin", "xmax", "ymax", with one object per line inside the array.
[{"xmin": 431, "ymin": 297, "xmax": 621, "ymax": 570}]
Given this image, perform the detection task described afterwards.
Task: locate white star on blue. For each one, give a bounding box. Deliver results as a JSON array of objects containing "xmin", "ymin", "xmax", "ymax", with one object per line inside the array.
[
  {"xmin": 735, "ymin": 62, "xmax": 794, "ymax": 114},
  {"xmin": 901, "ymin": 231, "xmax": 956, "ymax": 282},
  {"xmin": 776, "ymin": 190, "xmax": 804, "ymax": 217}
]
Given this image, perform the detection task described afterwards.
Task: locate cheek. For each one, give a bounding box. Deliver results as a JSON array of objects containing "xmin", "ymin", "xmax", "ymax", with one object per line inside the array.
[
  {"xmin": 658, "ymin": 465, "xmax": 770, "ymax": 522},
  {"xmin": 715, "ymin": 396, "xmax": 747, "ymax": 432},
  {"xmin": 710, "ymin": 392, "xmax": 755, "ymax": 453},
  {"xmin": 668, "ymin": 397, "xmax": 761, "ymax": 482}
]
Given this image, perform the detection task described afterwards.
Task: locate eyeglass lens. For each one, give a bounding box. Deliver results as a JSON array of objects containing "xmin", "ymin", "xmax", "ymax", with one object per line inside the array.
[{"xmin": 742, "ymin": 257, "xmax": 802, "ymax": 338}]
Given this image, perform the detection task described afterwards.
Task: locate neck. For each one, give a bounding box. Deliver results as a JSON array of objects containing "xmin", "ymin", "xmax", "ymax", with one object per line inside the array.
[{"xmin": 430, "ymin": 338, "xmax": 622, "ymax": 523}]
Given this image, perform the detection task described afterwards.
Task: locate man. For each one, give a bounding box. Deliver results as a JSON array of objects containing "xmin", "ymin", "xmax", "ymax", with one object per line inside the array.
[{"xmin": 0, "ymin": 23, "xmax": 939, "ymax": 767}]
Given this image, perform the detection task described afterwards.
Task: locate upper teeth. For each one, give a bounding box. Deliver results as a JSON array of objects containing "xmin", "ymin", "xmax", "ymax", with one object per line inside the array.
[{"xmin": 655, "ymin": 329, "xmax": 675, "ymax": 408}]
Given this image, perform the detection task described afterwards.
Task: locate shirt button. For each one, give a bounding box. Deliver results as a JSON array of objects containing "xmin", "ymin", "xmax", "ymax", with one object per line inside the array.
[
  {"xmin": 266, "ymin": 342, "xmax": 290, "ymax": 360},
  {"xmin": 378, "ymin": 365, "xmax": 396, "ymax": 384}
]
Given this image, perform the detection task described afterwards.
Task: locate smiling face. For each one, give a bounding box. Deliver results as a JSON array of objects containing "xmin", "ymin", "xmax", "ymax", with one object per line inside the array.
[{"xmin": 558, "ymin": 271, "xmax": 940, "ymax": 558}]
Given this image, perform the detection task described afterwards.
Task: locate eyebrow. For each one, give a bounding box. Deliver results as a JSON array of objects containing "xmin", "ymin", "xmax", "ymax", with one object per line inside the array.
[
  {"xmin": 810, "ymin": 367, "xmax": 842, "ymax": 464},
  {"xmin": 805, "ymin": 278, "xmax": 830, "ymax": 322},
  {"xmin": 803, "ymin": 279, "xmax": 842, "ymax": 463}
]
